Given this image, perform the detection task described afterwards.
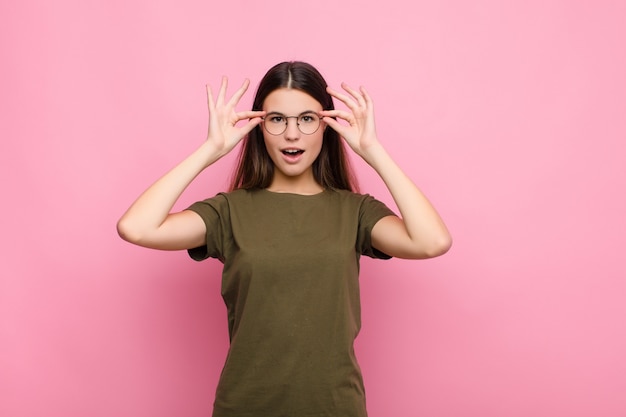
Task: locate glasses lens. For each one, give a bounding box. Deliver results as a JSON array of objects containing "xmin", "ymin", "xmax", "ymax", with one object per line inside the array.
[
  {"xmin": 264, "ymin": 114, "xmax": 287, "ymax": 135},
  {"xmin": 298, "ymin": 113, "xmax": 320, "ymax": 135}
]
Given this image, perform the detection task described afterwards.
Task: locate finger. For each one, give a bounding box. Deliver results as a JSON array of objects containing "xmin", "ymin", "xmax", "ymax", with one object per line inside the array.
[
  {"xmin": 206, "ymin": 84, "xmax": 216, "ymax": 111},
  {"xmin": 320, "ymin": 109, "xmax": 354, "ymax": 124},
  {"xmin": 235, "ymin": 110, "xmax": 266, "ymax": 121},
  {"xmin": 229, "ymin": 111, "xmax": 265, "ymax": 129},
  {"xmin": 326, "ymin": 86, "xmax": 358, "ymax": 110},
  {"xmin": 321, "ymin": 116, "xmax": 347, "ymax": 136},
  {"xmin": 359, "ymin": 86, "xmax": 374, "ymax": 109},
  {"xmin": 237, "ymin": 117, "xmax": 264, "ymax": 137},
  {"xmin": 216, "ymin": 76, "xmax": 228, "ymax": 107},
  {"xmin": 227, "ymin": 78, "xmax": 251, "ymax": 108},
  {"xmin": 341, "ymin": 82, "xmax": 366, "ymax": 108}
]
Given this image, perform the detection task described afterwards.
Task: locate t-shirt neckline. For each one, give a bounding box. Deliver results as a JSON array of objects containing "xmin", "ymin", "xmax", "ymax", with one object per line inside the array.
[{"xmin": 260, "ymin": 188, "xmax": 329, "ymax": 197}]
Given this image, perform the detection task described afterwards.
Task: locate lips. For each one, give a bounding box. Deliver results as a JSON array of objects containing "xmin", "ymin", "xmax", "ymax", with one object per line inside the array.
[
  {"xmin": 281, "ymin": 148, "xmax": 304, "ymax": 156},
  {"xmin": 279, "ymin": 147, "xmax": 305, "ymax": 163}
]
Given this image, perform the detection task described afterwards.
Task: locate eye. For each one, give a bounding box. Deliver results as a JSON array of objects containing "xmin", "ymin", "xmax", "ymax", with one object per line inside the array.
[
  {"xmin": 299, "ymin": 113, "xmax": 318, "ymax": 123},
  {"xmin": 268, "ymin": 115, "xmax": 285, "ymax": 124},
  {"xmin": 264, "ymin": 113, "xmax": 287, "ymax": 125}
]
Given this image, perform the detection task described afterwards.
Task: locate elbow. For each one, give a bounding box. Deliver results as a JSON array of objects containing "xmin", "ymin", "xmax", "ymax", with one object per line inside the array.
[
  {"xmin": 426, "ymin": 234, "xmax": 452, "ymax": 258},
  {"xmin": 410, "ymin": 233, "xmax": 452, "ymax": 259},
  {"xmin": 116, "ymin": 217, "xmax": 143, "ymax": 245}
]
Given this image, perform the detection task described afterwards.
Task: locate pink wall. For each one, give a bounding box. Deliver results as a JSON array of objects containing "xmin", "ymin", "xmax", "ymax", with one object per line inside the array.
[{"xmin": 2, "ymin": 1, "xmax": 625, "ymax": 416}]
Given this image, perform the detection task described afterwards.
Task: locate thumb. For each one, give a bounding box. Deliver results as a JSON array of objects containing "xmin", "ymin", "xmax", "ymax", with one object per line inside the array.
[{"xmin": 239, "ymin": 117, "xmax": 264, "ymax": 137}]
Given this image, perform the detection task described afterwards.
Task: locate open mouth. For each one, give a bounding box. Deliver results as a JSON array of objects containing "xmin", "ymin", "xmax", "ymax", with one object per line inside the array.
[{"xmin": 281, "ymin": 149, "xmax": 304, "ymax": 156}]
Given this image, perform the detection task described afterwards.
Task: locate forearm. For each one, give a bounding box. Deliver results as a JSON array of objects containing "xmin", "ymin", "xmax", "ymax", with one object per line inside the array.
[
  {"xmin": 365, "ymin": 143, "xmax": 452, "ymax": 255},
  {"xmin": 116, "ymin": 141, "xmax": 222, "ymax": 242}
]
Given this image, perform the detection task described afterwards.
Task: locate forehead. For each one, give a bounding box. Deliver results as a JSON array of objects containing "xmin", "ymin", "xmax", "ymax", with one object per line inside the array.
[{"xmin": 262, "ymin": 88, "xmax": 322, "ymax": 113}]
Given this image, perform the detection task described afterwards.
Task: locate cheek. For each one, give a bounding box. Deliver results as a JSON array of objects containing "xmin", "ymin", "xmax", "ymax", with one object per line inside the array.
[
  {"xmin": 262, "ymin": 136, "xmax": 282, "ymax": 165},
  {"xmin": 316, "ymin": 130, "xmax": 326, "ymax": 148},
  {"xmin": 311, "ymin": 134, "xmax": 325, "ymax": 158},
  {"xmin": 262, "ymin": 133, "xmax": 276, "ymax": 151}
]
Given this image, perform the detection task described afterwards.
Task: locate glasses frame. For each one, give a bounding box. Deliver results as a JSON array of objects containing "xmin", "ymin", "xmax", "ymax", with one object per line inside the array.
[{"xmin": 261, "ymin": 111, "xmax": 323, "ymax": 136}]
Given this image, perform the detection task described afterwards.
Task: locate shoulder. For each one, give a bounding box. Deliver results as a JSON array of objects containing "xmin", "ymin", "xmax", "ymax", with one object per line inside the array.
[
  {"xmin": 192, "ymin": 188, "xmax": 257, "ymax": 206},
  {"xmin": 187, "ymin": 189, "xmax": 249, "ymax": 220},
  {"xmin": 321, "ymin": 189, "xmax": 396, "ymax": 227},
  {"xmin": 326, "ymin": 188, "xmax": 371, "ymax": 202},
  {"xmin": 328, "ymin": 189, "xmax": 393, "ymax": 210}
]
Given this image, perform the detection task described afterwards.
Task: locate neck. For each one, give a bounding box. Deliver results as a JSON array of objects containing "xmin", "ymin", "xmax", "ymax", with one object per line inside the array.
[{"xmin": 267, "ymin": 171, "xmax": 323, "ymax": 195}]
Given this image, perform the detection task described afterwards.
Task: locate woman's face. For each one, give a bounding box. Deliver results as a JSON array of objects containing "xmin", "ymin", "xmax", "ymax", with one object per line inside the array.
[{"xmin": 262, "ymin": 88, "xmax": 325, "ymax": 187}]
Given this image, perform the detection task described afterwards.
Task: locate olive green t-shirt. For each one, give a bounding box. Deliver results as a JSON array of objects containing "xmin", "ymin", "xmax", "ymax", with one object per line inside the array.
[{"xmin": 187, "ymin": 188, "xmax": 395, "ymax": 417}]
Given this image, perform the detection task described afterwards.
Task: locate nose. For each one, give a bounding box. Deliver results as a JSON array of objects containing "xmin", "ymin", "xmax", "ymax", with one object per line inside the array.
[{"xmin": 284, "ymin": 117, "xmax": 300, "ymax": 141}]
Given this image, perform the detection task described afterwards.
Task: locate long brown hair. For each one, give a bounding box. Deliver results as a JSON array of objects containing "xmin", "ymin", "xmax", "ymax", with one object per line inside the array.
[{"xmin": 229, "ymin": 61, "xmax": 358, "ymax": 192}]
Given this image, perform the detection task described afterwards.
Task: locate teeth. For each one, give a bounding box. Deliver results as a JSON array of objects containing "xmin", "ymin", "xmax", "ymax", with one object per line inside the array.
[{"xmin": 283, "ymin": 150, "xmax": 302, "ymax": 154}]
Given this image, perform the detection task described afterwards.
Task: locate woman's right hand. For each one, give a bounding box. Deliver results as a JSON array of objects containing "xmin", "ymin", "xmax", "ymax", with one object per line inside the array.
[
  {"xmin": 117, "ymin": 77, "xmax": 263, "ymax": 250},
  {"xmin": 205, "ymin": 77, "xmax": 265, "ymax": 159}
]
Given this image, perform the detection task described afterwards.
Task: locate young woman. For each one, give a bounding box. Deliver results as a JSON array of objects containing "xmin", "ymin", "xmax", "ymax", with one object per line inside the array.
[{"xmin": 117, "ymin": 61, "xmax": 451, "ymax": 417}]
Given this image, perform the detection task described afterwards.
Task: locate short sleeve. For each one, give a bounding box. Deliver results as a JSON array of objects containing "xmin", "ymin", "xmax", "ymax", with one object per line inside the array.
[
  {"xmin": 185, "ymin": 193, "xmax": 231, "ymax": 262},
  {"xmin": 356, "ymin": 194, "xmax": 397, "ymax": 259}
]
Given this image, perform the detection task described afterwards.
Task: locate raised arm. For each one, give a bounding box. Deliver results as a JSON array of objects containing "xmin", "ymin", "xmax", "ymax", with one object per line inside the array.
[
  {"xmin": 321, "ymin": 83, "xmax": 452, "ymax": 259},
  {"xmin": 116, "ymin": 78, "xmax": 265, "ymax": 250}
]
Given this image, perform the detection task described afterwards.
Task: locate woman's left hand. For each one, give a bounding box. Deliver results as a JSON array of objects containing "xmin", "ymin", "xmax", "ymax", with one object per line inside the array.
[
  {"xmin": 320, "ymin": 83, "xmax": 382, "ymax": 160},
  {"xmin": 324, "ymin": 84, "xmax": 452, "ymax": 260}
]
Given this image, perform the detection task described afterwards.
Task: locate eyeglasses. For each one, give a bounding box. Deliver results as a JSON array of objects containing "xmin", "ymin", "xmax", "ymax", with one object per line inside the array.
[{"xmin": 261, "ymin": 112, "xmax": 322, "ymax": 135}]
